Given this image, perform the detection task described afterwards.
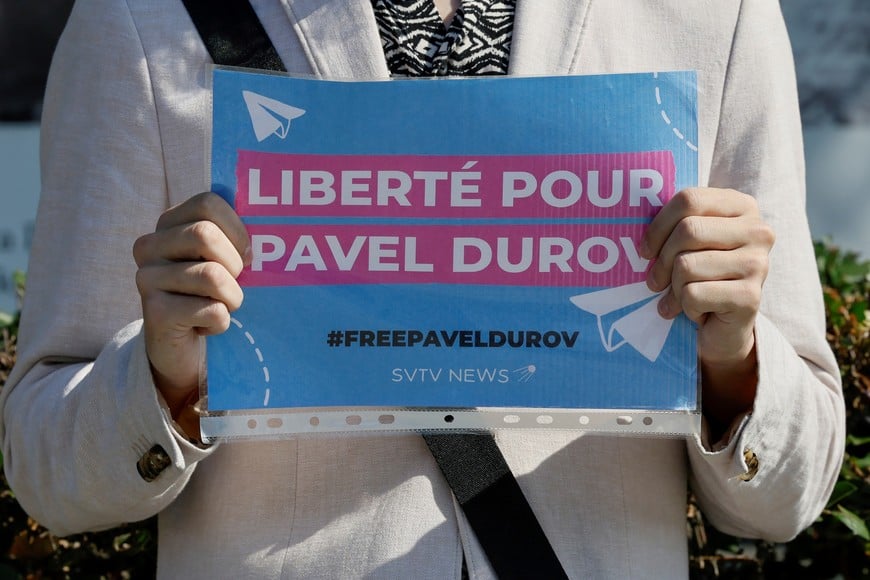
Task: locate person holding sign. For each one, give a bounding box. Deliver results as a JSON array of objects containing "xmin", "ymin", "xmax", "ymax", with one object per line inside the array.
[{"xmin": 0, "ymin": 0, "xmax": 844, "ymax": 578}]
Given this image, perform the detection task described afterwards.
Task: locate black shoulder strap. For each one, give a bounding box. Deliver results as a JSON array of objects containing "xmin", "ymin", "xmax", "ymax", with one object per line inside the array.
[
  {"xmin": 181, "ymin": 2, "xmax": 568, "ymax": 577},
  {"xmin": 182, "ymin": 0, "xmax": 285, "ymax": 72},
  {"xmin": 424, "ymin": 433, "xmax": 569, "ymax": 579}
]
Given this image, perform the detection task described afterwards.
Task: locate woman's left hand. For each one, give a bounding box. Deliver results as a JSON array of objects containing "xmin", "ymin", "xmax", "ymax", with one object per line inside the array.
[{"xmin": 641, "ymin": 187, "xmax": 776, "ymax": 429}]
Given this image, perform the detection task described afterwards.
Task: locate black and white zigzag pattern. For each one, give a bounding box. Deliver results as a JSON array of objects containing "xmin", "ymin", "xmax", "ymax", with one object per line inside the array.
[{"xmin": 371, "ymin": 0, "xmax": 516, "ymax": 77}]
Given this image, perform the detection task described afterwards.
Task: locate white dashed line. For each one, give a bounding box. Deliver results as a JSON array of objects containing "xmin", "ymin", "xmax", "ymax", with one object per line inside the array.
[
  {"xmin": 653, "ymin": 72, "xmax": 697, "ymax": 152},
  {"xmin": 230, "ymin": 317, "xmax": 272, "ymax": 407}
]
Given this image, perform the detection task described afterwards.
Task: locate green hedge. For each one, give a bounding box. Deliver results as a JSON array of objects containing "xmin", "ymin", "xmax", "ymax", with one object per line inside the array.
[{"xmin": 0, "ymin": 243, "xmax": 867, "ymax": 579}]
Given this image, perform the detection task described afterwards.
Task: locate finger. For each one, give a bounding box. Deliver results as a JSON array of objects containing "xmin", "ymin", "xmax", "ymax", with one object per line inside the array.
[
  {"xmin": 136, "ymin": 261, "xmax": 244, "ymax": 312},
  {"xmin": 134, "ymin": 220, "xmax": 245, "ymax": 277},
  {"xmin": 142, "ymin": 291, "xmax": 234, "ymax": 338},
  {"xmin": 647, "ymin": 215, "xmax": 756, "ymax": 291},
  {"xmin": 155, "ymin": 192, "xmax": 250, "ymax": 261},
  {"xmin": 661, "ymin": 247, "xmax": 768, "ymax": 319},
  {"xmin": 642, "ymin": 188, "xmax": 757, "ymax": 259},
  {"xmin": 656, "ymin": 289, "xmax": 683, "ymax": 320},
  {"xmin": 670, "ymin": 248, "xmax": 769, "ymax": 297},
  {"xmin": 661, "ymin": 278, "xmax": 761, "ymax": 325},
  {"xmin": 148, "ymin": 294, "xmax": 232, "ymax": 334},
  {"xmin": 142, "ymin": 291, "xmax": 235, "ymax": 396}
]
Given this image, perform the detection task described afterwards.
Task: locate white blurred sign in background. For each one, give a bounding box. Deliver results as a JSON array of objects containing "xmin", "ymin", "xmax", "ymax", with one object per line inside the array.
[{"xmin": 0, "ymin": 123, "xmax": 38, "ymax": 313}]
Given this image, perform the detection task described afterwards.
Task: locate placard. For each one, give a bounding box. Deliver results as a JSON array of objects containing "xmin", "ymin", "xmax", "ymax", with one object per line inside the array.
[{"xmin": 203, "ymin": 68, "xmax": 700, "ymax": 439}]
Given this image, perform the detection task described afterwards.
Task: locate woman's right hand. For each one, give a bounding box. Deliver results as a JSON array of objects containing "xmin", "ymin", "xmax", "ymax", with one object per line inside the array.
[{"xmin": 133, "ymin": 192, "xmax": 250, "ymax": 418}]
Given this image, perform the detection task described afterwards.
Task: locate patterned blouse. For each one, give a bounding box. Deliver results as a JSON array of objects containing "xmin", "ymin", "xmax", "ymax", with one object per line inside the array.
[{"xmin": 370, "ymin": 0, "xmax": 516, "ymax": 77}]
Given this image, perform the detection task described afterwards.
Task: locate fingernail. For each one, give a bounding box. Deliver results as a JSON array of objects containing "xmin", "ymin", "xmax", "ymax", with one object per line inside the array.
[
  {"xmin": 243, "ymin": 245, "xmax": 253, "ymax": 267},
  {"xmin": 639, "ymin": 239, "xmax": 652, "ymax": 259},
  {"xmin": 646, "ymin": 269, "xmax": 659, "ymax": 291},
  {"xmin": 657, "ymin": 297, "xmax": 670, "ymax": 317}
]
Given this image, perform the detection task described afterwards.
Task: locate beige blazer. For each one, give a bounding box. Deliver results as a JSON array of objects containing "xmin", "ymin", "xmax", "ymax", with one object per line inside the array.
[{"xmin": 1, "ymin": 0, "xmax": 844, "ymax": 578}]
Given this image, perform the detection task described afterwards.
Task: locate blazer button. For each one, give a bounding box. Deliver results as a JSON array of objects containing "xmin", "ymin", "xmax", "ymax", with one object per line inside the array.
[
  {"xmin": 137, "ymin": 444, "xmax": 171, "ymax": 482},
  {"xmin": 739, "ymin": 447, "xmax": 759, "ymax": 482}
]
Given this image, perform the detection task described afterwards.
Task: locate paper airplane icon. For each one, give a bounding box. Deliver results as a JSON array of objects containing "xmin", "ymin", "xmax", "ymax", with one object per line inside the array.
[
  {"xmin": 569, "ymin": 281, "xmax": 675, "ymax": 363},
  {"xmin": 242, "ymin": 90, "xmax": 306, "ymax": 142}
]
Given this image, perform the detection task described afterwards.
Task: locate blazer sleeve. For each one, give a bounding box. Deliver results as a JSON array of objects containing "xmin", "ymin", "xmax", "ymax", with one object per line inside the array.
[
  {"xmin": 686, "ymin": 0, "xmax": 846, "ymax": 542},
  {"xmin": 0, "ymin": 0, "xmax": 214, "ymax": 536}
]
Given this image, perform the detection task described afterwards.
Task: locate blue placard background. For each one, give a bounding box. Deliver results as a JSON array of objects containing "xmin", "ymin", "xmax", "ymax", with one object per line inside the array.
[{"xmin": 208, "ymin": 69, "xmax": 699, "ymax": 413}]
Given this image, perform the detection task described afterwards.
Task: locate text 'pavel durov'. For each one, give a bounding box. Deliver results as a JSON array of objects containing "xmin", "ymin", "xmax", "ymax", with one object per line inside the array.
[{"xmin": 233, "ymin": 151, "xmax": 675, "ymax": 287}]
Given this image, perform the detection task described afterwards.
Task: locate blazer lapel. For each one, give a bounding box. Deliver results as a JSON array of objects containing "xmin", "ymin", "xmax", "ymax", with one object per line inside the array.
[
  {"xmin": 280, "ymin": 0, "xmax": 391, "ymax": 79},
  {"xmin": 509, "ymin": 0, "xmax": 594, "ymax": 75}
]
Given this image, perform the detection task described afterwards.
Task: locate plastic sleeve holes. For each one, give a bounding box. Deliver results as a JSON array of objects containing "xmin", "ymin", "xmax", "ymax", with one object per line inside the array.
[
  {"xmin": 617, "ymin": 415, "xmax": 633, "ymax": 426},
  {"xmin": 503, "ymin": 414, "xmax": 520, "ymax": 424},
  {"xmin": 378, "ymin": 414, "xmax": 395, "ymax": 425},
  {"xmin": 346, "ymin": 415, "xmax": 362, "ymax": 426},
  {"xmin": 247, "ymin": 419, "xmax": 258, "ymax": 430},
  {"xmin": 309, "ymin": 416, "xmax": 320, "ymax": 427},
  {"xmin": 643, "ymin": 416, "xmax": 653, "ymax": 426},
  {"xmin": 578, "ymin": 416, "xmax": 590, "ymax": 425},
  {"xmin": 443, "ymin": 414, "xmax": 455, "ymax": 423},
  {"xmin": 536, "ymin": 415, "xmax": 554, "ymax": 425},
  {"xmin": 267, "ymin": 418, "xmax": 283, "ymax": 429}
]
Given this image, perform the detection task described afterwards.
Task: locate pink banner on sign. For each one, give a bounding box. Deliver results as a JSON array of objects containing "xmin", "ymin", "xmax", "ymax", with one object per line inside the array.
[
  {"xmin": 235, "ymin": 151, "xmax": 675, "ymax": 219},
  {"xmin": 240, "ymin": 223, "xmax": 649, "ymax": 287}
]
